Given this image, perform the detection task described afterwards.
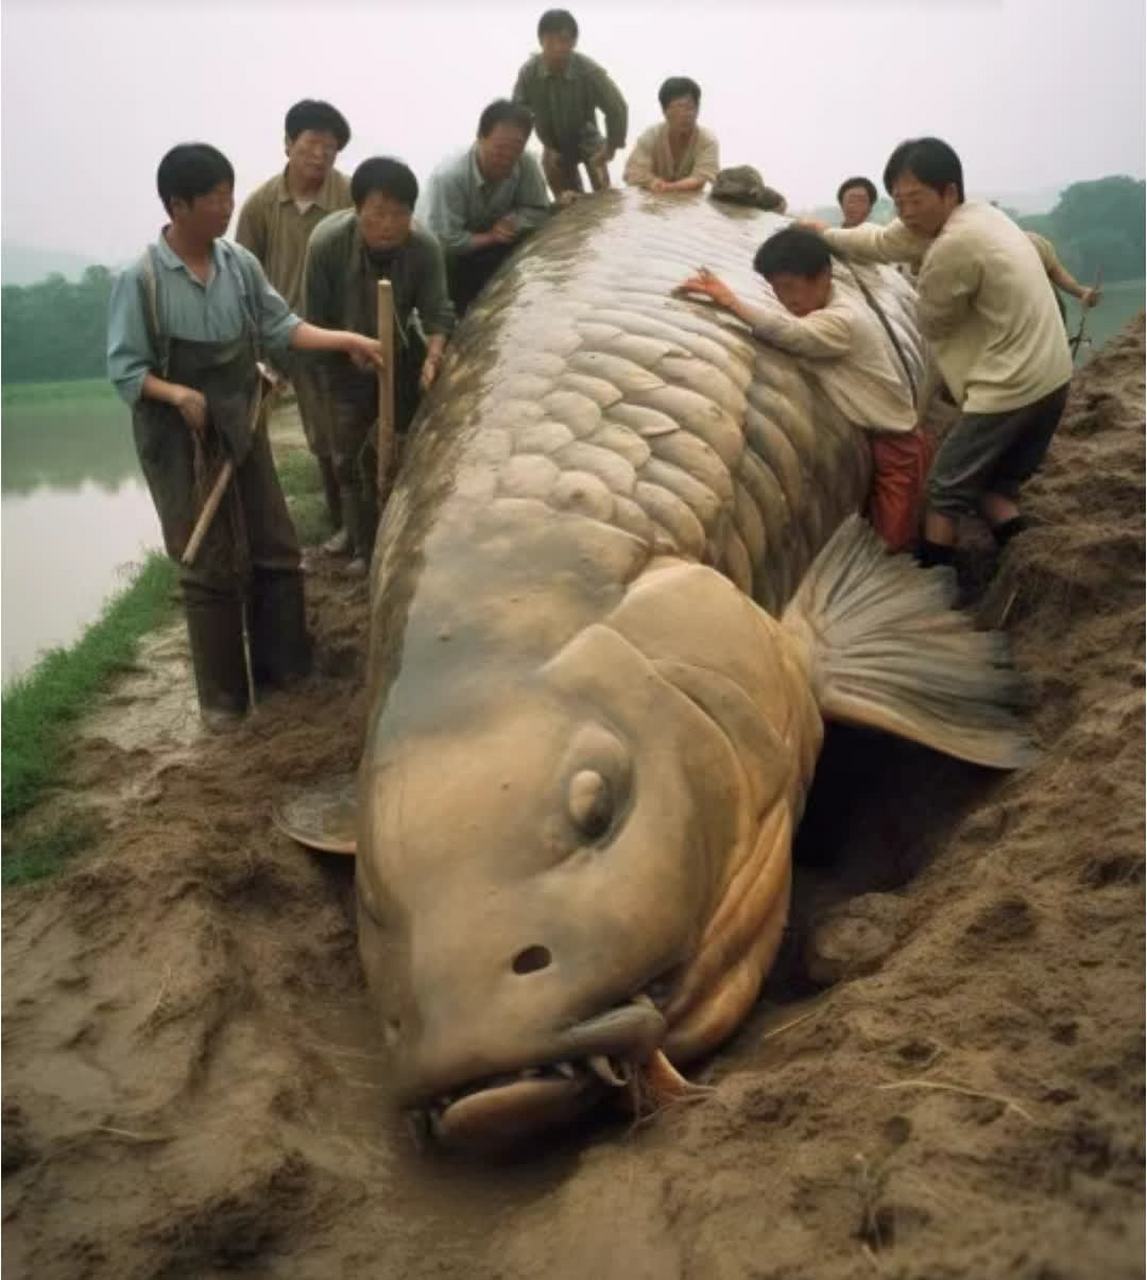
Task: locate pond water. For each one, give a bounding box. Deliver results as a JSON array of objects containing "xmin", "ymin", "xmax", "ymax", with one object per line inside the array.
[{"xmin": 1, "ymin": 382, "xmax": 161, "ymax": 684}]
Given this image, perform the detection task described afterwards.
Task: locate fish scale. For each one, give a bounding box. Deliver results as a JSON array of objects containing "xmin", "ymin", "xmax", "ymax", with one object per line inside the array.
[{"xmin": 370, "ymin": 192, "xmax": 911, "ymax": 708}]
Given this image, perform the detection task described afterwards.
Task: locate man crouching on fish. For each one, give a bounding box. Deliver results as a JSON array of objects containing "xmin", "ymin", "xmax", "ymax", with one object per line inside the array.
[{"xmin": 680, "ymin": 226, "xmax": 932, "ymax": 552}]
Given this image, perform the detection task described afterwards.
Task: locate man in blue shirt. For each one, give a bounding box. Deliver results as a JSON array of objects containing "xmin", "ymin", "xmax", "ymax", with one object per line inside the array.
[
  {"xmin": 416, "ymin": 99, "xmax": 551, "ymax": 316},
  {"xmin": 108, "ymin": 142, "xmax": 383, "ymax": 729}
]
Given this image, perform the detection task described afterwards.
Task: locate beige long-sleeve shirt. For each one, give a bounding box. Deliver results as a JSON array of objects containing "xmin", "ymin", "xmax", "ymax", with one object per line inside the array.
[
  {"xmin": 623, "ymin": 123, "xmax": 720, "ymax": 187},
  {"xmin": 235, "ymin": 167, "xmax": 352, "ymax": 311},
  {"xmin": 821, "ymin": 202, "xmax": 1072, "ymax": 414},
  {"xmin": 741, "ymin": 283, "xmax": 916, "ymax": 433}
]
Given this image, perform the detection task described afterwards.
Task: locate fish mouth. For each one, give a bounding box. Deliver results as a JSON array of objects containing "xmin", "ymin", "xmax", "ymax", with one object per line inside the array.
[{"xmin": 410, "ymin": 997, "xmax": 667, "ymax": 1150}]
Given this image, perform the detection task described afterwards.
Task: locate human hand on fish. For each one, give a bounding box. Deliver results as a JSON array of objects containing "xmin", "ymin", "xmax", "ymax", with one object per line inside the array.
[
  {"xmin": 173, "ymin": 385, "xmax": 208, "ymax": 436},
  {"xmin": 491, "ymin": 216, "xmax": 519, "ymax": 245},
  {"xmin": 346, "ymin": 335, "xmax": 386, "ymax": 373},
  {"xmin": 678, "ymin": 267, "xmax": 738, "ymax": 312},
  {"xmin": 419, "ymin": 354, "xmax": 442, "ymax": 392}
]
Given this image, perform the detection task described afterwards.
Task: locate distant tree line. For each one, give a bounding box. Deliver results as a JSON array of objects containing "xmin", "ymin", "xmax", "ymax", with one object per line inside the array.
[
  {"xmin": 1013, "ymin": 176, "xmax": 1145, "ymax": 287},
  {"xmin": 2, "ymin": 177, "xmax": 1143, "ymax": 385},
  {"xmin": 2, "ymin": 265, "xmax": 115, "ymax": 384}
]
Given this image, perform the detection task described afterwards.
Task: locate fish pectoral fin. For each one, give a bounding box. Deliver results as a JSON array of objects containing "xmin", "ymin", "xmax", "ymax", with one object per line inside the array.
[
  {"xmin": 272, "ymin": 773, "xmax": 359, "ymax": 856},
  {"xmin": 781, "ymin": 516, "xmax": 1036, "ymax": 770}
]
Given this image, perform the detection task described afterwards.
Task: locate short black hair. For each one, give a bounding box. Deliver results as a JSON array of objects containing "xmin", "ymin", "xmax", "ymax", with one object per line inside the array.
[
  {"xmin": 156, "ymin": 143, "xmax": 234, "ymax": 215},
  {"xmin": 284, "ymin": 99, "xmax": 351, "ymax": 150},
  {"xmin": 658, "ymin": 77, "xmax": 701, "ymax": 111},
  {"xmin": 351, "ymin": 157, "xmax": 418, "ymax": 211},
  {"xmin": 883, "ymin": 137, "xmax": 964, "ymax": 202},
  {"xmin": 477, "ymin": 99, "xmax": 534, "ymax": 140},
  {"xmin": 836, "ymin": 175, "xmax": 878, "ymax": 208},
  {"xmin": 538, "ymin": 8, "xmax": 578, "ymax": 39},
  {"xmin": 752, "ymin": 227, "xmax": 832, "ymax": 281}
]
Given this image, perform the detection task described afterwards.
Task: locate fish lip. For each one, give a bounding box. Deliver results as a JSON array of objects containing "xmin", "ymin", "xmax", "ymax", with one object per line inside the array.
[{"xmin": 402, "ymin": 999, "xmax": 668, "ymax": 1117}]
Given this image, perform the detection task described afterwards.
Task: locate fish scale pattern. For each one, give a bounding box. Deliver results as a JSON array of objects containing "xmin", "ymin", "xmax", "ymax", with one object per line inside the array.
[{"xmin": 436, "ymin": 191, "xmax": 918, "ymax": 616}]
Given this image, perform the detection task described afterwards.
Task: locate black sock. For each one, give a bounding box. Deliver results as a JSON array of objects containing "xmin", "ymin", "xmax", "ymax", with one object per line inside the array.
[
  {"xmin": 916, "ymin": 539, "xmax": 955, "ymax": 569},
  {"xmin": 991, "ymin": 516, "xmax": 1028, "ymax": 547}
]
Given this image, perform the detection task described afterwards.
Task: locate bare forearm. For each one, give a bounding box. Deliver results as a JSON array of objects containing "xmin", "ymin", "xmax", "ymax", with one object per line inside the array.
[
  {"xmin": 425, "ymin": 334, "xmax": 447, "ymax": 362},
  {"xmin": 290, "ymin": 321, "xmax": 360, "ymax": 353},
  {"xmin": 141, "ymin": 371, "xmax": 190, "ymax": 407}
]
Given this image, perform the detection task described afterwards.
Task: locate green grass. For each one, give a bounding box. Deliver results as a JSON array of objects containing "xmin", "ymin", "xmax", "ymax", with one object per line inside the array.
[
  {"xmin": 277, "ymin": 444, "xmax": 334, "ymax": 547},
  {"xmin": 1, "ymin": 378, "xmax": 117, "ymax": 406},
  {"xmin": 1, "ymin": 553, "xmax": 179, "ymax": 822},
  {"xmin": 2, "ymin": 817, "xmax": 101, "ymax": 887}
]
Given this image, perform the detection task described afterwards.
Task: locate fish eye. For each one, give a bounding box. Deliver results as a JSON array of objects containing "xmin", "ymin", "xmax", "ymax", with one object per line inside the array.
[{"xmin": 567, "ymin": 769, "xmax": 613, "ymax": 840}]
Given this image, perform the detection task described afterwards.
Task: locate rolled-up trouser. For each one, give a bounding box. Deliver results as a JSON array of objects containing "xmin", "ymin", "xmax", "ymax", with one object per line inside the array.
[
  {"xmin": 867, "ymin": 426, "xmax": 934, "ymax": 552},
  {"xmin": 926, "ymin": 382, "xmax": 1070, "ymax": 518},
  {"xmin": 134, "ymin": 408, "xmax": 310, "ymax": 714}
]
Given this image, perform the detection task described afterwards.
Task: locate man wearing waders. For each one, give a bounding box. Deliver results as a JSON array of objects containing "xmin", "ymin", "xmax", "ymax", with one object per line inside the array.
[{"xmin": 108, "ymin": 143, "xmax": 385, "ymax": 730}]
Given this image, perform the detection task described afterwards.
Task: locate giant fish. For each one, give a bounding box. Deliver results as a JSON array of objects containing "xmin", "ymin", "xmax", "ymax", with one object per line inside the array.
[{"xmin": 282, "ymin": 190, "xmax": 1030, "ymax": 1150}]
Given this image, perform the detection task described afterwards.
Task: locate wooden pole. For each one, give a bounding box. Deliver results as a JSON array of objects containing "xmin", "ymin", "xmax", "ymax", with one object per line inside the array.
[
  {"xmin": 376, "ymin": 279, "xmax": 396, "ymax": 499},
  {"xmin": 181, "ymin": 372, "xmax": 274, "ymax": 568}
]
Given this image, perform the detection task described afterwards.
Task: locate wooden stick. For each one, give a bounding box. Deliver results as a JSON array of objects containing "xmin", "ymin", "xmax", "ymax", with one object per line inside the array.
[
  {"xmin": 376, "ymin": 279, "xmax": 396, "ymax": 499},
  {"xmin": 181, "ymin": 373, "xmax": 273, "ymax": 568}
]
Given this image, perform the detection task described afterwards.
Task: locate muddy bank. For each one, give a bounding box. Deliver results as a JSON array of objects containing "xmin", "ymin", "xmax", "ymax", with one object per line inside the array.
[{"xmin": 3, "ymin": 319, "xmax": 1144, "ymax": 1280}]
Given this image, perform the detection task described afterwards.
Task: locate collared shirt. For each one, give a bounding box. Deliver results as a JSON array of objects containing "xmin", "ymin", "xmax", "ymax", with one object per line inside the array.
[
  {"xmin": 623, "ymin": 123, "xmax": 720, "ymax": 187},
  {"xmin": 235, "ymin": 166, "xmax": 352, "ymax": 310},
  {"xmin": 107, "ymin": 232, "xmax": 300, "ymax": 405},
  {"xmin": 742, "ymin": 283, "xmax": 916, "ymax": 433},
  {"xmin": 822, "ymin": 203, "xmax": 1072, "ymax": 414},
  {"xmin": 512, "ymin": 50, "xmax": 627, "ymax": 154},
  {"xmin": 303, "ymin": 208, "xmax": 455, "ymax": 346},
  {"xmin": 415, "ymin": 145, "xmax": 551, "ymax": 256}
]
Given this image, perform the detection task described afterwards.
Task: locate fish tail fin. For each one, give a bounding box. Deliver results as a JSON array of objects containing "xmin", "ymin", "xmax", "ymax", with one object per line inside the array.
[{"xmin": 781, "ymin": 516, "xmax": 1036, "ymax": 769}]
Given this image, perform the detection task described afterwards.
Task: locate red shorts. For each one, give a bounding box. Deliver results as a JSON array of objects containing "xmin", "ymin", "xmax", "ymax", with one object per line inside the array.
[{"xmin": 867, "ymin": 428, "xmax": 934, "ymax": 553}]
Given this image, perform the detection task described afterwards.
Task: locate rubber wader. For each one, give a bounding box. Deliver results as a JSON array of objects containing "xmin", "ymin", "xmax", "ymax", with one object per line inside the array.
[{"xmin": 133, "ymin": 329, "xmax": 311, "ymax": 718}]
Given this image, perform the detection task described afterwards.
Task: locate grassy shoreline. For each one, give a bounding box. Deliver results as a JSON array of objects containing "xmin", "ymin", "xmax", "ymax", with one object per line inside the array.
[{"xmin": 2, "ymin": 398, "xmax": 326, "ymax": 884}]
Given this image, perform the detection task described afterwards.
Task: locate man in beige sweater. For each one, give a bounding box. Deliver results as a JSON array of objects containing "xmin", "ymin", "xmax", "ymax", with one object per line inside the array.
[
  {"xmin": 805, "ymin": 137, "xmax": 1072, "ymax": 567},
  {"xmin": 678, "ymin": 226, "xmax": 929, "ymax": 552}
]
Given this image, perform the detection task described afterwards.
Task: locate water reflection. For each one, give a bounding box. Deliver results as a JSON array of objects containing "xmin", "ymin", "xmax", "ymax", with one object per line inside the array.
[{"xmin": 2, "ymin": 389, "xmax": 162, "ymax": 683}]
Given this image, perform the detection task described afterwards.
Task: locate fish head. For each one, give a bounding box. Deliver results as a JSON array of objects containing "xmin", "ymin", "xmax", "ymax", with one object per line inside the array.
[{"xmin": 356, "ymin": 620, "xmax": 760, "ymax": 1150}]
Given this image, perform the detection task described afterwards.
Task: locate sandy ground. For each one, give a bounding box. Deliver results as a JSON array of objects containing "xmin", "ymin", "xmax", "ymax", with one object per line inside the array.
[{"xmin": 2, "ymin": 319, "xmax": 1143, "ymax": 1280}]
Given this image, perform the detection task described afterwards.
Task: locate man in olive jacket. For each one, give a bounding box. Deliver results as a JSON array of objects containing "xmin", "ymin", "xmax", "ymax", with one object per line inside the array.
[
  {"xmin": 512, "ymin": 8, "xmax": 627, "ymax": 196},
  {"xmin": 304, "ymin": 157, "xmax": 454, "ymax": 576}
]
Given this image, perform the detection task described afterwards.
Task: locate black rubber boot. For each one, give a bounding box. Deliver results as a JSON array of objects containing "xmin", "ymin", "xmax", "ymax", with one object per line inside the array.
[
  {"xmin": 990, "ymin": 516, "xmax": 1028, "ymax": 547},
  {"xmin": 183, "ymin": 593, "xmax": 250, "ymax": 717},
  {"xmin": 340, "ymin": 479, "xmax": 378, "ymax": 564},
  {"xmin": 318, "ymin": 454, "xmax": 343, "ymax": 530},
  {"xmin": 248, "ymin": 569, "xmax": 312, "ymax": 693},
  {"xmin": 916, "ymin": 539, "xmax": 955, "ymax": 569}
]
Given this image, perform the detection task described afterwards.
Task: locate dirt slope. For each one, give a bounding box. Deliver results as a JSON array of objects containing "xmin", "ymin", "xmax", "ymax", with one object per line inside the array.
[{"xmin": 3, "ymin": 318, "xmax": 1143, "ymax": 1280}]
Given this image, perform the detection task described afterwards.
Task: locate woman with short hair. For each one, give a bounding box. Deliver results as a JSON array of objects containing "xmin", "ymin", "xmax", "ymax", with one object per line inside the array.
[{"xmin": 623, "ymin": 77, "xmax": 719, "ymax": 193}]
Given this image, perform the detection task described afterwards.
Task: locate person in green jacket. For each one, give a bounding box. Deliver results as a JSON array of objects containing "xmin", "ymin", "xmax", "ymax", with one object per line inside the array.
[{"xmin": 512, "ymin": 8, "xmax": 627, "ymax": 197}]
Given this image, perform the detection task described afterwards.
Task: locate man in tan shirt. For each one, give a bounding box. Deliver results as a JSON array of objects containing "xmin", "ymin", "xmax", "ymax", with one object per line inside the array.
[
  {"xmin": 805, "ymin": 137, "xmax": 1072, "ymax": 567},
  {"xmin": 237, "ymin": 99, "xmax": 353, "ymax": 548},
  {"xmin": 624, "ymin": 77, "xmax": 720, "ymax": 194}
]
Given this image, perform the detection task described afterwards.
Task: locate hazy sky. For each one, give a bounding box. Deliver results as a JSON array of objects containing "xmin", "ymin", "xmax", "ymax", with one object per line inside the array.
[{"xmin": 2, "ymin": 0, "xmax": 1143, "ymax": 264}]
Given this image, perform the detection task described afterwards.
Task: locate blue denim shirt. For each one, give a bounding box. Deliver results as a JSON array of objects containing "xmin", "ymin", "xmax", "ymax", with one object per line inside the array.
[{"xmin": 107, "ymin": 231, "xmax": 300, "ymax": 405}]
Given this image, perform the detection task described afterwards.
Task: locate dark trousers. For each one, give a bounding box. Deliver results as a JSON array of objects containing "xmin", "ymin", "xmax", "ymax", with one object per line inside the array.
[
  {"xmin": 327, "ymin": 334, "xmax": 426, "ymax": 559},
  {"xmin": 134, "ymin": 403, "xmax": 309, "ymax": 715},
  {"xmin": 446, "ymin": 243, "xmax": 517, "ymax": 317}
]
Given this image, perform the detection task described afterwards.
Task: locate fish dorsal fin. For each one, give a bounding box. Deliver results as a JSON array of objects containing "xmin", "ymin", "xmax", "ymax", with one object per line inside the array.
[{"xmin": 781, "ymin": 516, "xmax": 1036, "ymax": 770}]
